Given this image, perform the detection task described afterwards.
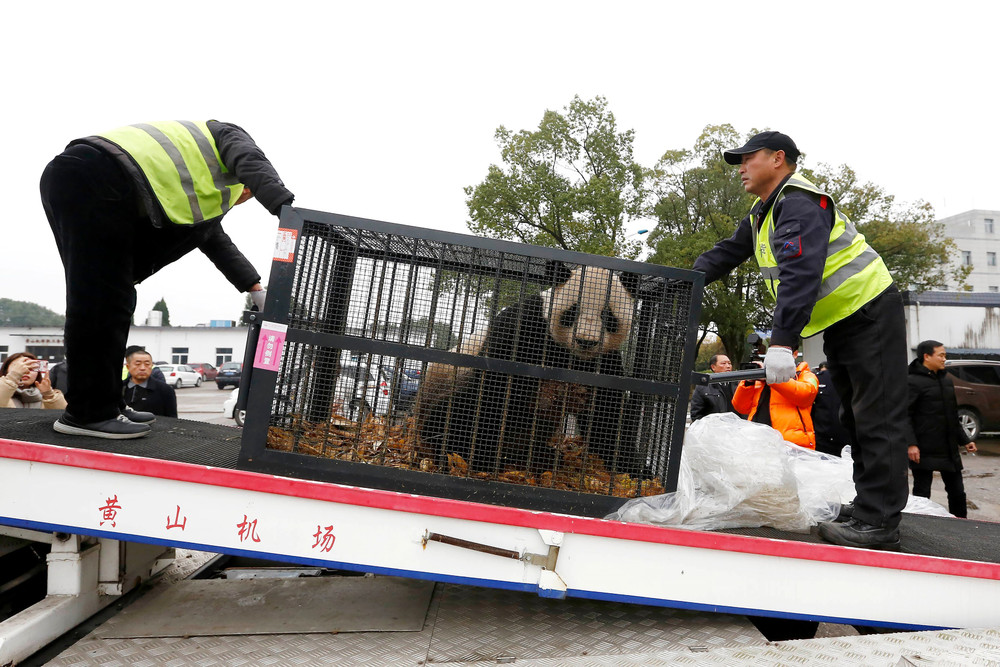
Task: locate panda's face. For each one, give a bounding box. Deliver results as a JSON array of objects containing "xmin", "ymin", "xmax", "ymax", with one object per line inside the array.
[{"xmin": 545, "ymin": 267, "xmax": 635, "ymax": 360}]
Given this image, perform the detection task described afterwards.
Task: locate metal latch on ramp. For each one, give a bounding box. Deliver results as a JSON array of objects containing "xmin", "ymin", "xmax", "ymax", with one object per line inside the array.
[{"xmin": 422, "ymin": 529, "xmax": 567, "ymax": 597}]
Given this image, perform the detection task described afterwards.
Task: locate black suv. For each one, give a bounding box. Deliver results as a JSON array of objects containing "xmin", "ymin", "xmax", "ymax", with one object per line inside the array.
[
  {"xmin": 216, "ymin": 361, "xmax": 243, "ymax": 390},
  {"xmin": 944, "ymin": 359, "xmax": 1000, "ymax": 439}
]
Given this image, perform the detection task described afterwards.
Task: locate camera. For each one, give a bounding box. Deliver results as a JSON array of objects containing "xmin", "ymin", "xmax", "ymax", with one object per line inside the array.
[
  {"xmin": 740, "ymin": 333, "xmax": 767, "ymax": 370},
  {"xmin": 36, "ymin": 360, "xmax": 49, "ymax": 375}
]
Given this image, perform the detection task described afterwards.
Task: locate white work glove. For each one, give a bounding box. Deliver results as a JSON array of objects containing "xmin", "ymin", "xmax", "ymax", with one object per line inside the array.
[
  {"xmin": 764, "ymin": 346, "xmax": 796, "ymax": 384},
  {"xmin": 250, "ymin": 288, "xmax": 267, "ymax": 311}
]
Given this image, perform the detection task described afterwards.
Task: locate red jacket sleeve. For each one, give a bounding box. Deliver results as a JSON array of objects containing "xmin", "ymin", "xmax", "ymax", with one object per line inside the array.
[{"xmin": 732, "ymin": 381, "xmax": 762, "ymax": 416}]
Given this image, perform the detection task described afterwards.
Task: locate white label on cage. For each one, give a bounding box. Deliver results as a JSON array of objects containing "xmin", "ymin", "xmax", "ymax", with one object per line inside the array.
[
  {"xmin": 253, "ymin": 321, "xmax": 288, "ymax": 371},
  {"xmin": 273, "ymin": 228, "xmax": 298, "ymax": 263}
]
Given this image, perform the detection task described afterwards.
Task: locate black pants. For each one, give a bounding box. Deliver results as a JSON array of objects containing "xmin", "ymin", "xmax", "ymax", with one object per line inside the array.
[
  {"xmin": 40, "ymin": 144, "xmax": 138, "ymax": 423},
  {"xmin": 823, "ymin": 285, "xmax": 910, "ymax": 530},
  {"xmin": 912, "ymin": 468, "xmax": 968, "ymax": 518}
]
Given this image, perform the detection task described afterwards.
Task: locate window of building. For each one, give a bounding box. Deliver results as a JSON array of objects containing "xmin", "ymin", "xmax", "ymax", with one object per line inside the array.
[
  {"xmin": 962, "ymin": 250, "xmax": 972, "ymax": 266},
  {"xmin": 989, "ymin": 252, "xmax": 997, "ymax": 267},
  {"xmin": 991, "ymin": 286, "xmax": 999, "ymax": 292},
  {"xmin": 171, "ymin": 347, "xmax": 189, "ymax": 364},
  {"xmin": 987, "ymin": 218, "xmax": 995, "ymax": 233},
  {"xmin": 216, "ymin": 347, "xmax": 233, "ymax": 367}
]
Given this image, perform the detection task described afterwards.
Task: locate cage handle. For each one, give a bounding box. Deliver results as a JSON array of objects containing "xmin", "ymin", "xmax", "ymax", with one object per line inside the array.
[
  {"xmin": 692, "ymin": 368, "xmax": 766, "ymax": 385},
  {"xmin": 236, "ymin": 310, "xmax": 261, "ymax": 412}
]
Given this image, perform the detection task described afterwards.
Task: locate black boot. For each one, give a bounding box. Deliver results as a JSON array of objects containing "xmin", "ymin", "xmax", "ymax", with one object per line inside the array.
[{"xmin": 818, "ymin": 518, "xmax": 900, "ymax": 551}]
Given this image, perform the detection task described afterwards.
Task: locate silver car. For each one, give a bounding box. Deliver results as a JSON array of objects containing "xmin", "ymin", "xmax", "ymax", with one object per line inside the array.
[{"xmin": 156, "ymin": 364, "xmax": 203, "ymax": 389}]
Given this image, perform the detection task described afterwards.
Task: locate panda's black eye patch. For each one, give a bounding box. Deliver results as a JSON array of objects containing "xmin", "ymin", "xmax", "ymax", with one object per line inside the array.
[
  {"xmin": 559, "ymin": 303, "xmax": 579, "ymax": 329},
  {"xmin": 601, "ymin": 307, "xmax": 619, "ymax": 334}
]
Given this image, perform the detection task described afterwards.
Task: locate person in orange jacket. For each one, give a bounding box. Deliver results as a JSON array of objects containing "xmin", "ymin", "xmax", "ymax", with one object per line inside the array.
[{"xmin": 732, "ymin": 354, "xmax": 818, "ymax": 449}]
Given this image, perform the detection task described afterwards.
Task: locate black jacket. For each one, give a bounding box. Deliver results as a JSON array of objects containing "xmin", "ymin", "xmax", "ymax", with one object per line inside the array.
[
  {"xmin": 72, "ymin": 121, "xmax": 294, "ymax": 292},
  {"xmin": 123, "ymin": 377, "xmax": 178, "ymax": 418},
  {"xmin": 693, "ymin": 175, "xmax": 832, "ymax": 347},
  {"xmin": 812, "ymin": 368, "xmax": 852, "ymax": 456},
  {"xmin": 905, "ymin": 359, "xmax": 971, "ymax": 472},
  {"xmin": 690, "ymin": 382, "xmax": 738, "ymax": 421}
]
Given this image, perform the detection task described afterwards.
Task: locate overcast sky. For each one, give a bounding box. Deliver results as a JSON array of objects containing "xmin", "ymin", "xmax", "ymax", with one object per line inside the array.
[{"xmin": 2, "ymin": 1, "xmax": 995, "ymax": 326}]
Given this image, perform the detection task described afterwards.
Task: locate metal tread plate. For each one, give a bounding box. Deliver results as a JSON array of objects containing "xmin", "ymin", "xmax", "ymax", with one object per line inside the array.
[{"xmin": 47, "ymin": 577, "xmax": 766, "ymax": 666}]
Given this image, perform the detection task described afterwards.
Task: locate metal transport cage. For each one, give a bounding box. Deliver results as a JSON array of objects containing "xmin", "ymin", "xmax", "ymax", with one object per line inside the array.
[{"xmin": 238, "ymin": 208, "xmax": 704, "ymax": 517}]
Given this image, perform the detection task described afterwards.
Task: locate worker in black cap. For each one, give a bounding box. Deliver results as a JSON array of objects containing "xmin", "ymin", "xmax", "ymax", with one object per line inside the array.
[{"xmin": 693, "ymin": 131, "xmax": 909, "ymax": 550}]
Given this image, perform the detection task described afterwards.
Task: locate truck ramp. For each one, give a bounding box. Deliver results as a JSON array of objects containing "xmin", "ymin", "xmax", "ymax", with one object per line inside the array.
[{"xmin": 1, "ymin": 410, "xmax": 999, "ymax": 634}]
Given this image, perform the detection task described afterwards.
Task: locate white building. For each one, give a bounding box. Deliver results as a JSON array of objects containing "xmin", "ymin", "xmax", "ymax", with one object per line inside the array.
[
  {"xmin": 0, "ymin": 324, "xmax": 250, "ymax": 368},
  {"xmin": 938, "ymin": 209, "xmax": 1000, "ymax": 292}
]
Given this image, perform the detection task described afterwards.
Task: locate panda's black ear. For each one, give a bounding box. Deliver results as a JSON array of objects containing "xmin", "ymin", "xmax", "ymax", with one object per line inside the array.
[
  {"xmin": 544, "ymin": 260, "xmax": 574, "ymax": 286},
  {"xmin": 618, "ymin": 271, "xmax": 642, "ymax": 298}
]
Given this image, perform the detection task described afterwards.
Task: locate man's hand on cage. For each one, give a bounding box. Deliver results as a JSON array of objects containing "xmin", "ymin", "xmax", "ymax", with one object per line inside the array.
[{"xmin": 764, "ymin": 346, "xmax": 796, "ymax": 384}]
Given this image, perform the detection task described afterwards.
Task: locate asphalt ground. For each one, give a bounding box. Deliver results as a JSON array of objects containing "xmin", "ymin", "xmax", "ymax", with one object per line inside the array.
[{"xmin": 174, "ymin": 380, "xmax": 239, "ymax": 426}]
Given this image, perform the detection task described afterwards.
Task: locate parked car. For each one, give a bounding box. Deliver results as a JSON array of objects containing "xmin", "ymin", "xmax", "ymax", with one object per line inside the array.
[
  {"xmin": 944, "ymin": 359, "xmax": 1000, "ymax": 439},
  {"xmin": 222, "ymin": 388, "xmax": 244, "ymax": 427},
  {"xmin": 216, "ymin": 362, "xmax": 242, "ymax": 390},
  {"xmin": 391, "ymin": 367, "xmax": 421, "ymax": 413},
  {"xmin": 334, "ymin": 362, "xmax": 392, "ymax": 421},
  {"xmin": 189, "ymin": 362, "xmax": 218, "ymax": 381},
  {"xmin": 156, "ymin": 364, "xmax": 202, "ymax": 388}
]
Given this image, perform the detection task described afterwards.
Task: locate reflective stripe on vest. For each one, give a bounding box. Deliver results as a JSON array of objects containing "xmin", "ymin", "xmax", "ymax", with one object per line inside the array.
[
  {"xmin": 97, "ymin": 121, "xmax": 244, "ymax": 225},
  {"xmin": 750, "ymin": 174, "xmax": 894, "ymax": 337}
]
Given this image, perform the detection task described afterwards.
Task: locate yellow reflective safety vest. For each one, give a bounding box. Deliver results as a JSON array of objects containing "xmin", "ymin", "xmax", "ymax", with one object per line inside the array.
[
  {"xmin": 96, "ymin": 121, "xmax": 244, "ymax": 225},
  {"xmin": 751, "ymin": 174, "xmax": 893, "ymax": 337}
]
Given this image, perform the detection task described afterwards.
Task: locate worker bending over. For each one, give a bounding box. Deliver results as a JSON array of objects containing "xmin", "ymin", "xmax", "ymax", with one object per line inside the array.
[{"xmin": 41, "ymin": 121, "xmax": 293, "ymax": 439}]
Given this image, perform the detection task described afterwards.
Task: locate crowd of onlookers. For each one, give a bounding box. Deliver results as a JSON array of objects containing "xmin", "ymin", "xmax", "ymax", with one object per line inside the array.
[
  {"xmin": 1, "ymin": 345, "xmax": 178, "ymax": 420},
  {"xmin": 691, "ymin": 340, "xmax": 977, "ymax": 518}
]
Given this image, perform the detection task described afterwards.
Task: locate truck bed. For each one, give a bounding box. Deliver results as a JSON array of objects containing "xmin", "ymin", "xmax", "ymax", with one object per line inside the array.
[
  {"xmin": 2, "ymin": 410, "xmax": 999, "ymax": 632},
  {"xmin": 2, "ymin": 411, "xmax": 995, "ymax": 565}
]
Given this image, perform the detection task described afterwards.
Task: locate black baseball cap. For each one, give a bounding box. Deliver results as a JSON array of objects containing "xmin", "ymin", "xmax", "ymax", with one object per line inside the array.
[{"xmin": 723, "ymin": 131, "xmax": 800, "ymax": 165}]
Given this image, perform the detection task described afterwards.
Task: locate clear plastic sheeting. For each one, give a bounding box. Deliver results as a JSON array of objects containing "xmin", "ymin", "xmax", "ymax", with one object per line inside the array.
[{"xmin": 608, "ymin": 413, "xmax": 952, "ymax": 532}]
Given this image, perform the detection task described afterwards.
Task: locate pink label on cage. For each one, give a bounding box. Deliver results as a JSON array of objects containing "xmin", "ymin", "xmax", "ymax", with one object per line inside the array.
[
  {"xmin": 273, "ymin": 228, "xmax": 297, "ymax": 263},
  {"xmin": 253, "ymin": 322, "xmax": 288, "ymax": 371}
]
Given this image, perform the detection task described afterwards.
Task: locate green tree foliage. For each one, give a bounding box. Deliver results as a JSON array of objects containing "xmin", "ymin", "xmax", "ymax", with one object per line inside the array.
[
  {"xmin": 646, "ymin": 124, "xmax": 769, "ymax": 362},
  {"xmin": 152, "ymin": 297, "xmax": 171, "ymax": 327},
  {"xmin": 465, "ymin": 95, "xmax": 647, "ymax": 259},
  {"xmin": 0, "ymin": 299, "xmax": 65, "ymax": 327},
  {"xmin": 648, "ymin": 125, "xmax": 965, "ymax": 361},
  {"xmin": 803, "ymin": 164, "xmax": 969, "ymax": 291}
]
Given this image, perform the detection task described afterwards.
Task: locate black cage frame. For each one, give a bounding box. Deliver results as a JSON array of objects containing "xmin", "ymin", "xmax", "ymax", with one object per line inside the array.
[{"xmin": 237, "ymin": 207, "xmax": 704, "ymax": 518}]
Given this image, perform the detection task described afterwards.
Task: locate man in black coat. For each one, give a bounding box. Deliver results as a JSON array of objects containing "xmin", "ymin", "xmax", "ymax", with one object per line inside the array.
[
  {"xmin": 41, "ymin": 120, "xmax": 293, "ymax": 439},
  {"xmin": 690, "ymin": 354, "xmax": 740, "ymax": 421},
  {"xmin": 905, "ymin": 340, "xmax": 977, "ymax": 517},
  {"xmin": 812, "ymin": 362, "xmax": 852, "ymax": 457},
  {"xmin": 123, "ymin": 350, "xmax": 177, "ymax": 419}
]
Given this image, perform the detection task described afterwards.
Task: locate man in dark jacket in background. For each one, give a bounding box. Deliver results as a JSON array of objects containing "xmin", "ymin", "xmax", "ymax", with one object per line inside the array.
[
  {"xmin": 812, "ymin": 362, "xmax": 852, "ymax": 456},
  {"xmin": 690, "ymin": 354, "xmax": 740, "ymax": 421},
  {"xmin": 41, "ymin": 120, "xmax": 294, "ymax": 439},
  {"xmin": 123, "ymin": 349, "xmax": 177, "ymax": 418},
  {"xmin": 905, "ymin": 340, "xmax": 977, "ymax": 517}
]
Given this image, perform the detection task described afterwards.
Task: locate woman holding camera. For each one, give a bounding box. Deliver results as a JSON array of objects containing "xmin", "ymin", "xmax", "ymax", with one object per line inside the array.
[{"xmin": 0, "ymin": 352, "xmax": 67, "ymax": 410}]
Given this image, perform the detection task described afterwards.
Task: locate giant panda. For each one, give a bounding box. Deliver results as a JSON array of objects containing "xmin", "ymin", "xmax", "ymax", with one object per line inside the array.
[{"xmin": 415, "ymin": 261, "xmax": 642, "ymax": 477}]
